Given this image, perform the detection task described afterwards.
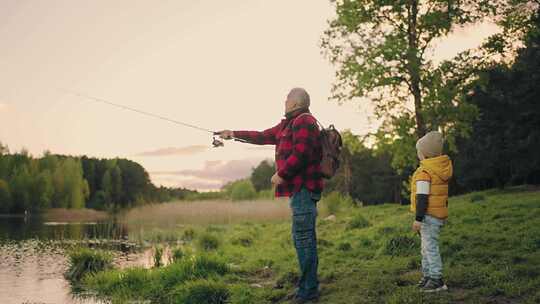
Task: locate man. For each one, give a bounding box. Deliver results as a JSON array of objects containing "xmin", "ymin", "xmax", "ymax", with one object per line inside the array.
[{"xmin": 217, "ymin": 87, "xmax": 323, "ymax": 303}]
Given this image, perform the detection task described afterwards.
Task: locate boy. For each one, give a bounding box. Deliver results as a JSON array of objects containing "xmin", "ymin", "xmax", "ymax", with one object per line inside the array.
[{"xmin": 410, "ymin": 131, "xmax": 453, "ymax": 292}]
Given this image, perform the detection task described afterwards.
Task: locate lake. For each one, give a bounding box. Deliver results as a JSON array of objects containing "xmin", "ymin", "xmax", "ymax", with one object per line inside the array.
[{"xmin": 0, "ymin": 199, "xmax": 291, "ymax": 304}]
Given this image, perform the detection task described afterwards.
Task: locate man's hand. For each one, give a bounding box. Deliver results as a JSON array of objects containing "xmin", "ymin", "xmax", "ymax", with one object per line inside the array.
[
  {"xmin": 271, "ymin": 172, "xmax": 284, "ymax": 185},
  {"xmin": 216, "ymin": 130, "xmax": 234, "ymax": 140},
  {"xmin": 412, "ymin": 220, "xmax": 422, "ymax": 232}
]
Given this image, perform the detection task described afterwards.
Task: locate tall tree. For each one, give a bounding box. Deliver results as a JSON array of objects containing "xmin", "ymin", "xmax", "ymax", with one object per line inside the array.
[
  {"xmin": 30, "ymin": 170, "xmax": 54, "ymax": 210},
  {"xmin": 10, "ymin": 165, "xmax": 32, "ymax": 212},
  {"xmin": 101, "ymin": 169, "xmax": 112, "ymax": 206},
  {"xmin": 110, "ymin": 166, "xmax": 124, "ymax": 207},
  {"xmin": 321, "ymin": 0, "xmax": 538, "ymax": 170},
  {"xmin": 323, "ymin": 1, "xmax": 493, "ymax": 136},
  {"xmin": 454, "ymin": 7, "xmax": 540, "ymax": 191},
  {"xmin": 250, "ymin": 160, "xmax": 276, "ymax": 192}
]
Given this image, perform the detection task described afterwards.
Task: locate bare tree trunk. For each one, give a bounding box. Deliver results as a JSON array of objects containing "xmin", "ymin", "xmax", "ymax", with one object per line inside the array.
[{"xmin": 407, "ymin": 0, "xmax": 426, "ymax": 139}]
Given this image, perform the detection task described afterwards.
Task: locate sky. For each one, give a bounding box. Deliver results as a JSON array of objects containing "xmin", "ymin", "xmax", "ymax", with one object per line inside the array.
[{"xmin": 0, "ymin": 1, "xmax": 499, "ymax": 190}]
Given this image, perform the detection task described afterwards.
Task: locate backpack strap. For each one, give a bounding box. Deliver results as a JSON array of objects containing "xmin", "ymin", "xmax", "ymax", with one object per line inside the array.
[{"xmin": 293, "ymin": 112, "xmax": 325, "ymax": 130}]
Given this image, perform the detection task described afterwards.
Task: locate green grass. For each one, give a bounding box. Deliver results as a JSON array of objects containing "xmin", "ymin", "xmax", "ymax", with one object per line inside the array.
[
  {"xmin": 65, "ymin": 247, "xmax": 113, "ymax": 282},
  {"xmin": 83, "ymin": 254, "xmax": 229, "ymax": 303},
  {"xmin": 76, "ymin": 187, "xmax": 540, "ymax": 303}
]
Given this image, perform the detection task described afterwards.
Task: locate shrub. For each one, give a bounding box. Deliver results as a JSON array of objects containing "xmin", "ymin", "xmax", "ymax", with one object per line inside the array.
[
  {"xmin": 197, "ymin": 233, "xmax": 220, "ymax": 251},
  {"xmin": 347, "ymin": 213, "xmax": 371, "ymax": 230},
  {"xmin": 66, "ymin": 247, "xmax": 113, "ymax": 282},
  {"xmin": 226, "ymin": 179, "xmax": 257, "ymax": 201},
  {"xmin": 170, "ymin": 279, "xmax": 230, "ymax": 304}
]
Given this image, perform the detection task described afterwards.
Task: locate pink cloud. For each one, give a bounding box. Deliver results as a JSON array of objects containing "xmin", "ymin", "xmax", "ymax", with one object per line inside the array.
[{"xmin": 150, "ymin": 158, "xmax": 270, "ymax": 190}]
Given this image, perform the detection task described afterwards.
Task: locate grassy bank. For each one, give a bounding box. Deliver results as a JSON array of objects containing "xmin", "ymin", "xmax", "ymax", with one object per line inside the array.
[{"xmin": 73, "ymin": 187, "xmax": 540, "ymax": 303}]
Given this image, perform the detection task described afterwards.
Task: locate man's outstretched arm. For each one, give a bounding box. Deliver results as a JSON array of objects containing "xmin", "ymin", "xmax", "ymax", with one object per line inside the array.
[{"xmin": 217, "ymin": 122, "xmax": 281, "ymax": 145}]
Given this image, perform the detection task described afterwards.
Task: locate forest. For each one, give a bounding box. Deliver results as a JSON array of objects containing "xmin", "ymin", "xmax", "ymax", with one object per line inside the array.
[{"xmin": 0, "ymin": 147, "xmax": 195, "ymax": 213}]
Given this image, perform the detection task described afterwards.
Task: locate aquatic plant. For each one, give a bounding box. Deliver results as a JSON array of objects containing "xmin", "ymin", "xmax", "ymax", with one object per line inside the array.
[{"xmin": 65, "ymin": 247, "xmax": 113, "ymax": 282}]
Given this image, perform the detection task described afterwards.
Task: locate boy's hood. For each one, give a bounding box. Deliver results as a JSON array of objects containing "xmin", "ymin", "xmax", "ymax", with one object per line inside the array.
[{"xmin": 420, "ymin": 155, "xmax": 453, "ymax": 182}]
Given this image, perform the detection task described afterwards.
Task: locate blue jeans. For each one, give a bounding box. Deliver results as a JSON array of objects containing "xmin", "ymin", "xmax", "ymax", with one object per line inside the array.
[
  {"xmin": 290, "ymin": 188, "xmax": 321, "ymax": 299},
  {"xmin": 420, "ymin": 215, "xmax": 445, "ymax": 279}
]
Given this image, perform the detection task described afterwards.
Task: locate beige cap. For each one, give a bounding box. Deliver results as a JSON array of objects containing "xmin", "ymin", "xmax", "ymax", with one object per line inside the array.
[
  {"xmin": 287, "ymin": 88, "xmax": 310, "ymax": 110},
  {"xmin": 416, "ymin": 131, "xmax": 444, "ymax": 158}
]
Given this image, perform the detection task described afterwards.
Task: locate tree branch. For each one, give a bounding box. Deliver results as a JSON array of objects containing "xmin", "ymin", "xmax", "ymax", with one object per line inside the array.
[{"xmin": 378, "ymin": 10, "xmax": 405, "ymax": 33}]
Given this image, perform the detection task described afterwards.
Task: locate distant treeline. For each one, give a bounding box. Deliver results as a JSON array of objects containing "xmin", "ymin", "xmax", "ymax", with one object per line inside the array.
[{"xmin": 0, "ymin": 148, "xmax": 196, "ymax": 214}]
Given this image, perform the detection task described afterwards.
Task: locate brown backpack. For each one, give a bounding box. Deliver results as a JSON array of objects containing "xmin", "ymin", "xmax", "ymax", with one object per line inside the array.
[
  {"xmin": 318, "ymin": 124, "xmax": 343, "ymax": 178},
  {"xmin": 296, "ymin": 113, "xmax": 343, "ymax": 178}
]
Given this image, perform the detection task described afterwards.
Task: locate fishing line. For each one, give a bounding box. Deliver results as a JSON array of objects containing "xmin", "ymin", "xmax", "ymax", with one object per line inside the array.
[{"xmin": 59, "ymin": 88, "xmax": 247, "ymax": 146}]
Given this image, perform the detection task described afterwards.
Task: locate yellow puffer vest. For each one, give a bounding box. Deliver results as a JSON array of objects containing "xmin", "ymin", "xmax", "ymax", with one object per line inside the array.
[{"xmin": 410, "ymin": 155, "xmax": 453, "ymax": 219}]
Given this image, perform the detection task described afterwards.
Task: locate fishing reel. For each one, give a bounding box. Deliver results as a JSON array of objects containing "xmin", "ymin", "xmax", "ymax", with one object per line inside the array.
[
  {"xmin": 211, "ymin": 132, "xmax": 246, "ymax": 147},
  {"xmin": 212, "ymin": 136, "xmax": 225, "ymax": 148}
]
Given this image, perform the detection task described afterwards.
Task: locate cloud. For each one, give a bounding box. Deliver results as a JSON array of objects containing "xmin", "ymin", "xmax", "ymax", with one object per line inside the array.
[
  {"xmin": 136, "ymin": 145, "xmax": 208, "ymax": 157},
  {"xmin": 150, "ymin": 158, "xmax": 266, "ymax": 190}
]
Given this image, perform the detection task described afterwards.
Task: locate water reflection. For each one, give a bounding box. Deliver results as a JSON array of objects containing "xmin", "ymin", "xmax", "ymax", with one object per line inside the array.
[
  {"xmin": 0, "ymin": 216, "xmax": 138, "ymax": 304},
  {"xmin": 0, "ymin": 239, "xmax": 110, "ymax": 304}
]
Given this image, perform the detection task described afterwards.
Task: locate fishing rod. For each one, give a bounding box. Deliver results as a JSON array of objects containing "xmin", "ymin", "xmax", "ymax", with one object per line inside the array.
[{"xmin": 60, "ymin": 89, "xmax": 247, "ymax": 147}]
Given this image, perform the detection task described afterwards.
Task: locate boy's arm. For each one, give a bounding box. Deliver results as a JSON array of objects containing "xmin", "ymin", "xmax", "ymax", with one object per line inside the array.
[{"xmin": 415, "ymin": 172, "xmax": 431, "ymax": 222}]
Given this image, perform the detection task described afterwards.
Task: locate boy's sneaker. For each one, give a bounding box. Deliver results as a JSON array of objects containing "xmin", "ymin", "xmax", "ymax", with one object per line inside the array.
[
  {"xmin": 417, "ymin": 276, "xmax": 429, "ymax": 288},
  {"xmin": 421, "ymin": 278, "xmax": 448, "ymax": 292}
]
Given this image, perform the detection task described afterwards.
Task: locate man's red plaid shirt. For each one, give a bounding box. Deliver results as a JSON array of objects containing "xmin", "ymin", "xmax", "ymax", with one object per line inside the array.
[{"xmin": 233, "ymin": 110, "xmax": 324, "ymax": 197}]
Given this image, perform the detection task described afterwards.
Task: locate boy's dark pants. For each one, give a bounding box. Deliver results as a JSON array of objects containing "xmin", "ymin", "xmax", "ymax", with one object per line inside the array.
[{"xmin": 290, "ymin": 188, "xmax": 321, "ymax": 299}]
